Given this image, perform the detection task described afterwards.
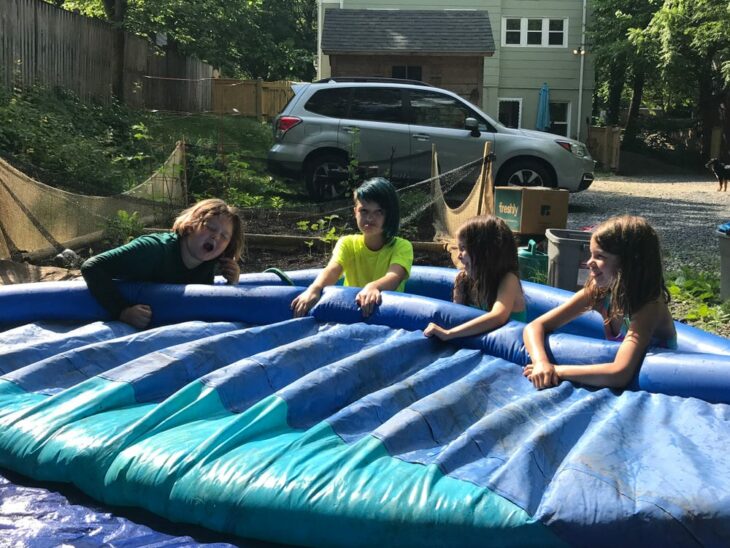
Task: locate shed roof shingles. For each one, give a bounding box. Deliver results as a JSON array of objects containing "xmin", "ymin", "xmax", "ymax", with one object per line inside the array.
[{"xmin": 322, "ymin": 9, "xmax": 494, "ymax": 55}]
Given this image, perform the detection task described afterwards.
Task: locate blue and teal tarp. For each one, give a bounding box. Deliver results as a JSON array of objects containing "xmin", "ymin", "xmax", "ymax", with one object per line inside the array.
[{"xmin": 1, "ymin": 267, "xmax": 730, "ymax": 546}]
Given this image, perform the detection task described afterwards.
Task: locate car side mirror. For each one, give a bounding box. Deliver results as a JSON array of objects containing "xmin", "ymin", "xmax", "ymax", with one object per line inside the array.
[{"xmin": 465, "ymin": 117, "xmax": 480, "ymax": 137}]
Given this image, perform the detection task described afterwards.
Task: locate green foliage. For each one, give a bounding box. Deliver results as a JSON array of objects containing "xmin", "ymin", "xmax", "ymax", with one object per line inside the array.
[
  {"xmin": 147, "ymin": 113, "xmax": 298, "ymax": 207},
  {"xmin": 186, "ymin": 148, "xmax": 295, "ymax": 208},
  {"xmin": 666, "ymin": 268, "xmax": 730, "ymax": 335},
  {"xmin": 55, "ymin": 0, "xmax": 318, "ymax": 81},
  {"xmin": 634, "ymin": 0, "xmax": 730, "ymax": 154},
  {"xmin": 589, "ymin": 0, "xmax": 658, "ymax": 122},
  {"xmin": 103, "ymin": 210, "xmax": 145, "ymax": 247},
  {"xmin": 1, "ymin": 87, "xmax": 299, "ymax": 212},
  {"xmin": 0, "ymin": 85, "xmax": 159, "ymax": 195},
  {"xmin": 295, "ymin": 214, "xmax": 344, "ymax": 253},
  {"xmin": 269, "ymin": 196, "xmax": 285, "ymax": 210},
  {"xmin": 347, "ymin": 128, "xmax": 362, "ymax": 189}
]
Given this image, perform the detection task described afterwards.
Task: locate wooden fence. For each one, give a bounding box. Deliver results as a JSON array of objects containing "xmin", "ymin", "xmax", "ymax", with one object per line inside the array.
[
  {"xmin": 0, "ymin": 0, "xmax": 212, "ymax": 112},
  {"xmin": 586, "ymin": 126, "xmax": 622, "ymax": 171},
  {"xmin": 212, "ymin": 79, "xmax": 293, "ymax": 120}
]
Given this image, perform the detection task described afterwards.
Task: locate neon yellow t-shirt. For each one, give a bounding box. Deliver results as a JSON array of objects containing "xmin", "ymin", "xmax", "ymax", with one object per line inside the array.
[{"xmin": 332, "ymin": 235, "xmax": 413, "ymax": 291}]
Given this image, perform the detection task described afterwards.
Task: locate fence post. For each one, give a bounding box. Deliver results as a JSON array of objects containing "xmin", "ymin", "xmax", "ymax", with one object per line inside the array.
[
  {"xmin": 255, "ymin": 78, "xmax": 264, "ymax": 121},
  {"xmin": 611, "ymin": 127, "xmax": 621, "ymax": 171}
]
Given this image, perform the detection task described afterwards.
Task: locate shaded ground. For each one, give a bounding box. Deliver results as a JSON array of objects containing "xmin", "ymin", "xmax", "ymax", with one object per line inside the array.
[
  {"xmin": 0, "ymin": 205, "xmax": 453, "ymax": 284},
  {"xmin": 238, "ymin": 205, "xmax": 453, "ymax": 274}
]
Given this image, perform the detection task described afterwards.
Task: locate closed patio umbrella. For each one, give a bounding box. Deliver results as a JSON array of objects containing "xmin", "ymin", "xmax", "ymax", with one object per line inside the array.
[{"xmin": 536, "ymin": 82, "xmax": 551, "ymax": 131}]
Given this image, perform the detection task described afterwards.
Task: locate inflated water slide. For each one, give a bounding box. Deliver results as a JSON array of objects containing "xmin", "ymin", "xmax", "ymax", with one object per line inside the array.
[{"xmin": 1, "ymin": 266, "xmax": 729, "ymax": 546}]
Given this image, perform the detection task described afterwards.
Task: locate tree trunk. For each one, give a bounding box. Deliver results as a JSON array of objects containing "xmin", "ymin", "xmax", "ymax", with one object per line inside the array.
[
  {"xmin": 103, "ymin": 0, "xmax": 127, "ymax": 102},
  {"xmin": 605, "ymin": 60, "xmax": 626, "ymax": 126},
  {"xmin": 697, "ymin": 68, "xmax": 717, "ymax": 160},
  {"xmin": 623, "ymin": 67, "xmax": 645, "ymax": 147},
  {"xmin": 721, "ymin": 88, "xmax": 730, "ymax": 162}
]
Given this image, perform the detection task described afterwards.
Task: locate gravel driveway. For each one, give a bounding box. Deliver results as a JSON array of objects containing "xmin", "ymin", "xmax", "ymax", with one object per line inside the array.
[{"xmin": 567, "ymin": 172, "xmax": 730, "ymax": 274}]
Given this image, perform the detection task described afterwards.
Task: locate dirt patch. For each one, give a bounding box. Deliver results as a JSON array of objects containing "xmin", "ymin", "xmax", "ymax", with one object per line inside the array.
[
  {"xmin": 239, "ymin": 206, "xmax": 453, "ymax": 274},
  {"xmin": 0, "ymin": 260, "xmax": 80, "ymax": 285},
  {"xmin": 2, "ymin": 205, "xmax": 453, "ymax": 284}
]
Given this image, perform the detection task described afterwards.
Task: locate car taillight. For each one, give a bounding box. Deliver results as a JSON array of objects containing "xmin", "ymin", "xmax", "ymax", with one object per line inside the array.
[
  {"xmin": 556, "ymin": 140, "xmax": 572, "ymax": 152},
  {"xmin": 276, "ymin": 116, "xmax": 302, "ymax": 138}
]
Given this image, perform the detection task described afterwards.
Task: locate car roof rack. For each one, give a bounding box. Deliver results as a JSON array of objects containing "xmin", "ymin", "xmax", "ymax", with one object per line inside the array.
[{"xmin": 313, "ymin": 77, "xmax": 433, "ymax": 87}]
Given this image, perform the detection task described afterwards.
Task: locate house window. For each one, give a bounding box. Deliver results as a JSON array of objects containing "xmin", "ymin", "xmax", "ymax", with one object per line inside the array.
[
  {"xmin": 498, "ymin": 98, "xmax": 522, "ymax": 128},
  {"xmin": 392, "ymin": 65, "xmax": 422, "ymax": 82},
  {"xmin": 502, "ymin": 18, "xmax": 567, "ymax": 47},
  {"xmin": 549, "ymin": 102, "xmax": 570, "ymax": 136}
]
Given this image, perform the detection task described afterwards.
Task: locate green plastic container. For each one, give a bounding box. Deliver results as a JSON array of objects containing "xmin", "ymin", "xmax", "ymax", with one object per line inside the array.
[{"xmin": 518, "ymin": 239, "xmax": 548, "ymax": 283}]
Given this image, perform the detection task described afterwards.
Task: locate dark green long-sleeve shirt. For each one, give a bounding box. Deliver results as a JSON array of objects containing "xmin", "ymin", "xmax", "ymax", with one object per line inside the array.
[{"xmin": 81, "ymin": 232, "xmax": 215, "ymax": 319}]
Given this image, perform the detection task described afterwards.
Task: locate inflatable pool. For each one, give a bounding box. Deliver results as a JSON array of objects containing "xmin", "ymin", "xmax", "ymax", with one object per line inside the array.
[{"xmin": 1, "ymin": 266, "xmax": 729, "ymax": 546}]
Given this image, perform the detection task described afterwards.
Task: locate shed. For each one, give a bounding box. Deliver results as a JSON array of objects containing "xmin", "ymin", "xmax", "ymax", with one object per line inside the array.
[{"xmin": 321, "ymin": 8, "xmax": 494, "ymax": 102}]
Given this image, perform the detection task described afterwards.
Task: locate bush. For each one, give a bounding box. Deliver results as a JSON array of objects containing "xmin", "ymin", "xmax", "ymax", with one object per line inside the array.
[
  {"xmin": 622, "ymin": 115, "xmax": 704, "ymax": 169},
  {"xmin": 666, "ymin": 268, "xmax": 730, "ymax": 337},
  {"xmin": 0, "ymin": 86, "xmax": 160, "ymax": 194},
  {"xmin": 103, "ymin": 210, "xmax": 145, "ymax": 247},
  {"xmin": 0, "ymin": 87, "xmax": 303, "ymax": 211}
]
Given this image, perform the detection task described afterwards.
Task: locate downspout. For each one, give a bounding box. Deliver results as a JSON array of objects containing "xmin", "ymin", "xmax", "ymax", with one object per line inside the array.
[
  {"xmin": 576, "ymin": 0, "xmax": 587, "ymax": 141},
  {"xmin": 317, "ymin": 1, "xmax": 323, "ymax": 80}
]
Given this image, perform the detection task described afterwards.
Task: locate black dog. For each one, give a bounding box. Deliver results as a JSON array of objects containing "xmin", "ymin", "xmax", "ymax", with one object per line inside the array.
[{"xmin": 706, "ymin": 158, "xmax": 729, "ymax": 191}]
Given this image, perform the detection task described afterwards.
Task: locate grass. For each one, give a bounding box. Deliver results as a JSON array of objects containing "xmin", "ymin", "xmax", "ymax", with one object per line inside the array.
[
  {"xmin": 0, "ymin": 85, "xmax": 305, "ymax": 206},
  {"xmin": 143, "ymin": 112, "xmax": 304, "ymax": 207}
]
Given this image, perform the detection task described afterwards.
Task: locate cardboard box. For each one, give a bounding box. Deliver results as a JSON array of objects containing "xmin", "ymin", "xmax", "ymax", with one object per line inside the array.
[{"xmin": 494, "ymin": 186, "xmax": 569, "ymax": 234}]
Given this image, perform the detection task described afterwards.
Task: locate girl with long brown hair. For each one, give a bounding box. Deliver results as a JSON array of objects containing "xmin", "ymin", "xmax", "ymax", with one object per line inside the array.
[
  {"xmin": 523, "ymin": 215, "xmax": 676, "ymax": 390},
  {"xmin": 424, "ymin": 215, "xmax": 526, "ymax": 341}
]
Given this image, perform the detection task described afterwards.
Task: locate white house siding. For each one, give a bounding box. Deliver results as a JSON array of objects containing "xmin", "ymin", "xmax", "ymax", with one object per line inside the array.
[{"xmin": 320, "ymin": 0, "xmax": 594, "ymax": 141}]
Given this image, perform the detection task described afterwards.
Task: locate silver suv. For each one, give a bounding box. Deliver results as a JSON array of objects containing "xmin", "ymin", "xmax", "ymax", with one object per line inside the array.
[{"xmin": 268, "ymin": 78, "xmax": 594, "ymax": 199}]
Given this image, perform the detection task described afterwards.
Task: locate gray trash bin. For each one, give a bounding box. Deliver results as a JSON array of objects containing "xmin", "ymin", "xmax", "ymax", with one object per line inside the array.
[
  {"xmin": 545, "ymin": 229, "xmax": 592, "ymax": 292},
  {"xmin": 719, "ymin": 230, "xmax": 730, "ymax": 300}
]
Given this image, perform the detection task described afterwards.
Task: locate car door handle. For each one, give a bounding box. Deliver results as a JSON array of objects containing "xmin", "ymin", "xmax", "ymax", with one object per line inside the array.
[
  {"xmin": 341, "ymin": 126, "xmax": 359, "ymax": 134},
  {"xmin": 412, "ymin": 133, "xmax": 431, "ymax": 141}
]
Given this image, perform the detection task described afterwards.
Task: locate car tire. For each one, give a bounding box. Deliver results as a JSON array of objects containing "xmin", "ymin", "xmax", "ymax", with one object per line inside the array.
[
  {"xmin": 498, "ymin": 159, "xmax": 554, "ymax": 188},
  {"xmin": 305, "ymin": 153, "xmax": 350, "ymax": 201}
]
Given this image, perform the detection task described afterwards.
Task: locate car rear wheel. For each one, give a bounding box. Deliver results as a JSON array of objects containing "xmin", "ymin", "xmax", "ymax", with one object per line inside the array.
[
  {"xmin": 498, "ymin": 159, "xmax": 554, "ymax": 188},
  {"xmin": 305, "ymin": 153, "xmax": 350, "ymax": 201}
]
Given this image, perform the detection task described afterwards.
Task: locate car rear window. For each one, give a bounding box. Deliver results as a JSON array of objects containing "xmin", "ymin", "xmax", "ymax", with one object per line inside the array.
[{"xmin": 305, "ymin": 88, "xmax": 351, "ymax": 117}]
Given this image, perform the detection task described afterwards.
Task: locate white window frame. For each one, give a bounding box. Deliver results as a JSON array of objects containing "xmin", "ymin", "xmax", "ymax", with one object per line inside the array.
[
  {"xmin": 549, "ymin": 101, "xmax": 572, "ymax": 137},
  {"xmin": 501, "ymin": 17, "xmax": 568, "ymax": 48},
  {"xmin": 498, "ymin": 97, "xmax": 523, "ymax": 128}
]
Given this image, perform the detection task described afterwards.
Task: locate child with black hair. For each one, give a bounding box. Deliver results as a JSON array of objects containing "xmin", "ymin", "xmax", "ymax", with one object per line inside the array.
[
  {"xmin": 523, "ymin": 215, "xmax": 676, "ymax": 390},
  {"xmin": 424, "ymin": 215, "xmax": 526, "ymax": 341},
  {"xmin": 82, "ymin": 198, "xmax": 244, "ymax": 329},
  {"xmin": 291, "ymin": 177, "xmax": 413, "ymax": 318}
]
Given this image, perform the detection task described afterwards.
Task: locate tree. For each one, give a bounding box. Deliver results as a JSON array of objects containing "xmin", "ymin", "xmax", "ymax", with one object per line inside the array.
[
  {"xmin": 54, "ymin": 0, "xmax": 317, "ymax": 82},
  {"xmin": 588, "ymin": 0, "xmax": 658, "ymax": 145},
  {"xmin": 635, "ymin": 0, "xmax": 730, "ymax": 158}
]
